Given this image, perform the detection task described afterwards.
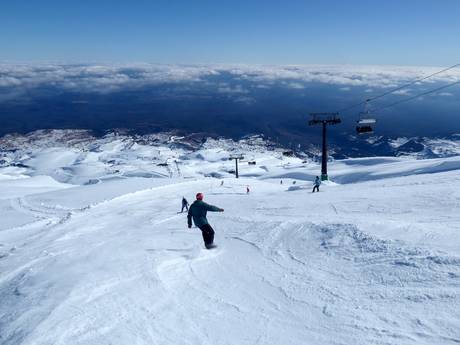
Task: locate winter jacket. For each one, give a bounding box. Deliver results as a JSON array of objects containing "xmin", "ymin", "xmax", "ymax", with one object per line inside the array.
[
  {"xmin": 187, "ymin": 200, "xmax": 222, "ymax": 228},
  {"xmin": 314, "ymin": 178, "xmax": 321, "ymax": 186}
]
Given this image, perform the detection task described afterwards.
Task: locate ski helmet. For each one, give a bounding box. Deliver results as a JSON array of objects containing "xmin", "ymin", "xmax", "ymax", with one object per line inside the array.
[{"xmin": 196, "ymin": 193, "xmax": 204, "ymax": 200}]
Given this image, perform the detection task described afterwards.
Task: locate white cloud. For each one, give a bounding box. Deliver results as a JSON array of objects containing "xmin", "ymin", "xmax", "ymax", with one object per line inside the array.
[
  {"xmin": 0, "ymin": 76, "xmax": 21, "ymax": 87},
  {"xmin": 219, "ymin": 64, "xmax": 460, "ymax": 88},
  {"xmin": 393, "ymin": 89, "xmax": 411, "ymax": 96},
  {"xmin": 234, "ymin": 96, "xmax": 255, "ymax": 104},
  {"xmin": 0, "ymin": 63, "xmax": 459, "ymax": 101},
  {"xmin": 285, "ymin": 82, "xmax": 305, "ymax": 89},
  {"xmin": 0, "ymin": 63, "xmax": 217, "ymax": 94},
  {"xmin": 217, "ymin": 84, "xmax": 248, "ymax": 94}
]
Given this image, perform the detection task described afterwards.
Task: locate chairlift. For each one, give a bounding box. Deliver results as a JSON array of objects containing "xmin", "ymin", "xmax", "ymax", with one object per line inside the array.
[
  {"xmin": 356, "ymin": 117, "xmax": 376, "ymax": 134},
  {"xmin": 355, "ymin": 100, "xmax": 377, "ymax": 135}
]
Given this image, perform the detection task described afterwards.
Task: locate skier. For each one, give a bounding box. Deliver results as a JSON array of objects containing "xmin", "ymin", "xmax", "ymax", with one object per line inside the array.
[
  {"xmin": 220, "ymin": 180, "xmax": 224, "ymax": 186},
  {"xmin": 181, "ymin": 197, "xmax": 189, "ymax": 213},
  {"xmin": 312, "ymin": 176, "xmax": 321, "ymax": 193},
  {"xmin": 246, "ymin": 186, "xmax": 250, "ymax": 194},
  {"xmin": 187, "ymin": 193, "xmax": 224, "ymax": 249}
]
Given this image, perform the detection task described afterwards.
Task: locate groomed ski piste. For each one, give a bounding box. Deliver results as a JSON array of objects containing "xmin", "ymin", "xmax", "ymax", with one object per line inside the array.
[{"xmin": 1, "ymin": 134, "xmax": 460, "ymax": 345}]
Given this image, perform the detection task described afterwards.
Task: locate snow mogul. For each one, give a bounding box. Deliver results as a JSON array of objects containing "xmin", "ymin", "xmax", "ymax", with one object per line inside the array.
[{"xmin": 187, "ymin": 193, "xmax": 224, "ymax": 249}]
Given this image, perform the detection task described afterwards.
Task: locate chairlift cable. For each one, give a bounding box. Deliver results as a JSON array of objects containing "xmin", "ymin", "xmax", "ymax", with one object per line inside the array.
[
  {"xmin": 374, "ymin": 79, "xmax": 460, "ymax": 112},
  {"xmin": 353, "ymin": 79, "xmax": 460, "ymax": 135},
  {"xmin": 337, "ymin": 63, "xmax": 460, "ymax": 113}
]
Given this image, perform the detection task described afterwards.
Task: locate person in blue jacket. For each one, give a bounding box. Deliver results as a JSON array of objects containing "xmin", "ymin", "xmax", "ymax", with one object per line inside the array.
[
  {"xmin": 187, "ymin": 193, "xmax": 224, "ymax": 249},
  {"xmin": 312, "ymin": 176, "xmax": 321, "ymax": 193},
  {"xmin": 181, "ymin": 197, "xmax": 189, "ymax": 213}
]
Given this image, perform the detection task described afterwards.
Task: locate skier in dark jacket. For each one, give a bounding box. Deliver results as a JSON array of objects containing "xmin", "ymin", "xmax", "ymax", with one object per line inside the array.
[
  {"xmin": 312, "ymin": 176, "xmax": 321, "ymax": 193},
  {"xmin": 187, "ymin": 193, "xmax": 224, "ymax": 249},
  {"xmin": 181, "ymin": 197, "xmax": 189, "ymax": 213}
]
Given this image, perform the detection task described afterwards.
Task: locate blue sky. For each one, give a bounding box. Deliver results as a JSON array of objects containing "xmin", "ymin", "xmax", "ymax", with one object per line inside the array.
[{"xmin": 1, "ymin": 0, "xmax": 459, "ymax": 66}]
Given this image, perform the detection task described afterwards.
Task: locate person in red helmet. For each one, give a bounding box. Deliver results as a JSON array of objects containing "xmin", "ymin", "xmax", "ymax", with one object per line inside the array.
[{"xmin": 187, "ymin": 193, "xmax": 224, "ymax": 249}]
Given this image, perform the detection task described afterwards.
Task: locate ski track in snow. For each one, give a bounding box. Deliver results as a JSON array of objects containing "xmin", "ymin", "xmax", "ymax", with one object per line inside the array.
[{"xmin": 0, "ymin": 159, "xmax": 460, "ymax": 344}]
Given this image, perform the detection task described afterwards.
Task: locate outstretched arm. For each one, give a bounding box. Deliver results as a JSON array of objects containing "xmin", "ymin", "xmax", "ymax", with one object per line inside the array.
[{"xmin": 205, "ymin": 203, "xmax": 224, "ymax": 212}]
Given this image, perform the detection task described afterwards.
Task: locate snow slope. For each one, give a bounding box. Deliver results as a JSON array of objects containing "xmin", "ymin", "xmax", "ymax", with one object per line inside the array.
[{"xmin": 1, "ymin": 144, "xmax": 460, "ymax": 344}]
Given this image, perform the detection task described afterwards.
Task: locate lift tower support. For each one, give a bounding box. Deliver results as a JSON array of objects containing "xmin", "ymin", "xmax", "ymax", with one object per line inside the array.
[
  {"xmin": 229, "ymin": 154, "xmax": 244, "ymax": 178},
  {"xmin": 309, "ymin": 113, "xmax": 341, "ymax": 181}
]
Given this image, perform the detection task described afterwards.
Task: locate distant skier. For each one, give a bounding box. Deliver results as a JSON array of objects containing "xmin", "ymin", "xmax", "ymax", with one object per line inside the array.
[
  {"xmin": 246, "ymin": 186, "xmax": 250, "ymax": 194},
  {"xmin": 280, "ymin": 180, "xmax": 283, "ymax": 185},
  {"xmin": 187, "ymin": 193, "xmax": 224, "ymax": 249},
  {"xmin": 312, "ymin": 176, "xmax": 321, "ymax": 193},
  {"xmin": 220, "ymin": 180, "xmax": 224, "ymax": 186},
  {"xmin": 181, "ymin": 197, "xmax": 189, "ymax": 213}
]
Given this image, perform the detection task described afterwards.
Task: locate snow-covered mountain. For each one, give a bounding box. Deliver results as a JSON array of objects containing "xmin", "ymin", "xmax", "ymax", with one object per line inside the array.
[
  {"xmin": 334, "ymin": 134, "xmax": 460, "ymax": 159},
  {"xmin": 0, "ymin": 130, "xmax": 288, "ymax": 185},
  {"xmin": 1, "ymin": 130, "xmax": 460, "ymax": 344},
  {"xmin": 1, "ymin": 130, "xmax": 460, "ymax": 184}
]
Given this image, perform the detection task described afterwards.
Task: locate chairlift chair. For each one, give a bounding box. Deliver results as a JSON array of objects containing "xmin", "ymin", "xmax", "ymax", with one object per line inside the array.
[
  {"xmin": 355, "ymin": 101, "xmax": 377, "ymax": 134},
  {"xmin": 356, "ymin": 117, "xmax": 376, "ymax": 134}
]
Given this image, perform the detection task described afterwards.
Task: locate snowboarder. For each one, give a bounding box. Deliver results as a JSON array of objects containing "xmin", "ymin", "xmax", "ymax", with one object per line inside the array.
[
  {"xmin": 187, "ymin": 193, "xmax": 224, "ymax": 249},
  {"xmin": 312, "ymin": 176, "xmax": 321, "ymax": 193},
  {"xmin": 181, "ymin": 197, "xmax": 189, "ymax": 213}
]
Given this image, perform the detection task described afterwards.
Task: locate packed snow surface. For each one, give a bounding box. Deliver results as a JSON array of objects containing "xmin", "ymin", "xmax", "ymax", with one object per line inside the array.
[{"xmin": 1, "ymin": 135, "xmax": 460, "ymax": 344}]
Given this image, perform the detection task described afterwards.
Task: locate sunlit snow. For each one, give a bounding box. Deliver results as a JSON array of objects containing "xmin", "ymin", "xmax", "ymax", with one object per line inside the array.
[{"xmin": 1, "ymin": 131, "xmax": 459, "ymax": 344}]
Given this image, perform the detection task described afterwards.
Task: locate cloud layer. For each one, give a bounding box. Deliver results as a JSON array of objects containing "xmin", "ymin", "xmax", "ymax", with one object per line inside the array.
[
  {"xmin": 0, "ymin": 63, "xmax": 459, "ymax": 142},
  {"xmin": 1, "ymin": 63, "xmax": 459, "ymax": 99}
]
